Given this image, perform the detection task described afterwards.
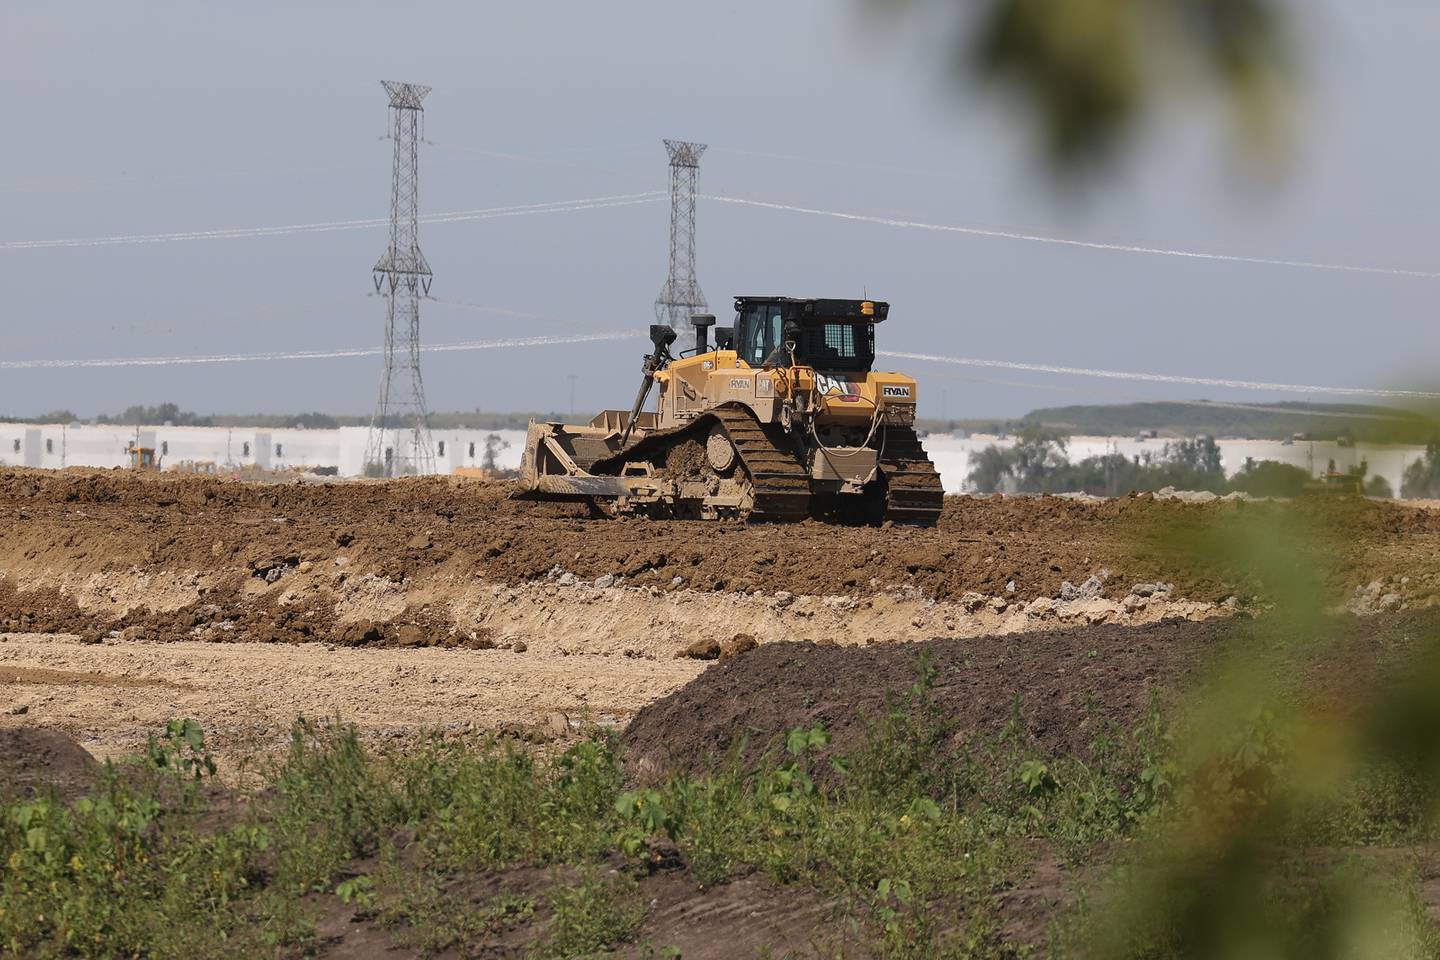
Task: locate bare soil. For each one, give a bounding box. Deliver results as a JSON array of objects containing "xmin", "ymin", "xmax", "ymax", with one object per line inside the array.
[
  {"xmin": 0, "ymin": 727, "xmax": 98, "ymax": 800},
  {"xmin": 623, "ymin": 618, "xmax": 1223, "ymax": 780},
  {"xmin": 624, "ymin": 610, "xmax": 1440, "ymax": 782},
  {"xmin": 1, "ymin": 468, "xmax": 1438, "ymax": 764},
  {"xmin": 0, "ymin": 632, "xmax": 703, "ymax": 765},
  {"xmin": 5, "ymin": 468, "xmax": 1440, "ymax": 956},
  {"xmin": 6, "ymin": 468, "xmax": 1436, "ymax": 612}
]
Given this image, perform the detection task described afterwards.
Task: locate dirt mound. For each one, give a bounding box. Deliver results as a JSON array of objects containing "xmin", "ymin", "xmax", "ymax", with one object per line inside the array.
[
  {"xmin": 13, "ymin": 468, "xmax": 1437, "ymax": 605},
  {"xmin": 623, "ymin": 620, "xmax": 1228, "ymax": 779},
  {"xmin": 5, "ymin": 469, "xmax": 1439, "ymax": 610},
  {"xmin": 0, "ymin": 727, "xmax": 99, "ymax": 799},
  {"xmin": 624, "ymin": 611, "xmax": 1440, "ymax": 780}
]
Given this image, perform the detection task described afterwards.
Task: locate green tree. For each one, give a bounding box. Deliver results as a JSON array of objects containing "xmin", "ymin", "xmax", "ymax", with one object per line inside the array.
[
  {"xmin": 965, "ymin": 427, "xmax": 1069, "ymax": 493},
  {"xmin": 1364, "ymin": 474, "xmax": 1393, "ymax": 499},
  {"xmin": 1401, "ymin": 442, "xmax": 1440, "ymax": 500},
  {"xmin": 1228, "ymin": 458, "xmax": 1311, "ymax": 498}
]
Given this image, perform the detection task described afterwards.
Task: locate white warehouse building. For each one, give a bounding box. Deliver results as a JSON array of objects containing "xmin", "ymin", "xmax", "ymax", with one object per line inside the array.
[
  {"xmin": 0, "ymin": 423, "xmax": 529, "ymax": 477},
  {"xmin": 0, "ymin": 422, "xmax": 1424, "ymax": 494}
]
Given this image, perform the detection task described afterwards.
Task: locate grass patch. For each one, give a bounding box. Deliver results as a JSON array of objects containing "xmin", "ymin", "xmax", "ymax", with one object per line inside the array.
[{"xmin": 5, "ymin": 650, "xmax": 1440, "ymax": 958}]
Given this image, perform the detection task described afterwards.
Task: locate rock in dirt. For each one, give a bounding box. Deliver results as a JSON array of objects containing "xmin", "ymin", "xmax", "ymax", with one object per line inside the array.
[
  {"xmin": 337, "ymin": 620, "xmax": 387, "ymax": 646},
  {"xmin": 679, "ymin": 639, "xmax": 722, "ymax": 661},
  {"xmin": 720, "ymin": 633, "xmax": 758, "ymax": 660},
  {"xmin": 1059, "ymin": 575, "xmax": 1105, "ymax": 602},
  {"xmin": 544, "ymin": 711, "xmax": 571, "ymax": 739},
  {"xmin": 960, "ymin": 591, "xmax": 988, "ymax": 612}
]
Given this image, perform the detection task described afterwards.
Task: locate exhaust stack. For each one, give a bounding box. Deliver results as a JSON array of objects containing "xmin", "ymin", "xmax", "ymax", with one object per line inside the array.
[{"xmin": 690, "ymin": 313, "xmax": 716, "ymax": 354}]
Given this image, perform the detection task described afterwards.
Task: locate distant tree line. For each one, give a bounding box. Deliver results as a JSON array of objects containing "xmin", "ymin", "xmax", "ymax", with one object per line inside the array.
[
  {"xmin": 922, "ymin": 401, "xmax": 1438, "ymax": 446},
  {"xmin": 966, "ymin": 429, "xmax": 1397, "ymax": 498},
  {"xmin": 1401, "ymin": 442, "xmax": 1440, "ymax": 499}
]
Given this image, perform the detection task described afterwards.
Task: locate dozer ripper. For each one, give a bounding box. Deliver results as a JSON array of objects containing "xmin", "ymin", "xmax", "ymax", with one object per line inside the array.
[{"xmin": 517, "ymin": 296, "xmax": 944, "ymax": 524}]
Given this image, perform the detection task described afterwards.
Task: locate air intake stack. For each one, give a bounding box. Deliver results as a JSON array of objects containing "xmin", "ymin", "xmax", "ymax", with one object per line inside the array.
[{"xmin": 690, "ymin": 313, "xmax": 715, "ymax": 353}]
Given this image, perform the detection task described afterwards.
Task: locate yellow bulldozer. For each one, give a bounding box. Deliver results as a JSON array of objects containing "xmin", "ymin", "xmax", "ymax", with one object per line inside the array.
[
  {"xmin": 517, "ymin": 296, "xmax": 944, "ymax": 524},
  {"xmin": 126, "ymin": 445, "xmax": 160, "ymax": 471}
]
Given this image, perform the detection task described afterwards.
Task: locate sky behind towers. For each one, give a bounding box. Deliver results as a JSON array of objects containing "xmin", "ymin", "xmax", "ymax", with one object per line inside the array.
[{"xmin": 2, "ymin": 1, "xmax": 1438, "ymax": 420}]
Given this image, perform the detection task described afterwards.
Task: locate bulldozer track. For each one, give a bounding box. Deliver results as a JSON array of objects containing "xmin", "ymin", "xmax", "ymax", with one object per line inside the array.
[
  {"xmin": 590, "ymin": 405, "xmax": 810, "ymax": 521},
  {"xmin": 876, "ymin": 425, "xmax": 945, "ymax": 525},
  {"xmin": 712, "ymin": 406, "xmax": 811, "ymax": 521}
]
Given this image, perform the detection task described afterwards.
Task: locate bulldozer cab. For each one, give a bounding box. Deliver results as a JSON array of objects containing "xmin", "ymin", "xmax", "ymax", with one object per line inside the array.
[
  {"xmin": 127, "ymin": 446, "xmax": 159, "ymax": 471},
  {"xmin": 731, "ymin": 297, "xmax": 884, "ymax": 372}
]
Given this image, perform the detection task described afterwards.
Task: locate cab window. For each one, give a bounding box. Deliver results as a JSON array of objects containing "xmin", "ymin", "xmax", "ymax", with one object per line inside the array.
[
  {"xmin": 800, "ymin": 320, "xmax": 873, "ymax": 371},
  {"xmin": 738, "ymin": 305, "xmax": 783, "ymax": 365}
]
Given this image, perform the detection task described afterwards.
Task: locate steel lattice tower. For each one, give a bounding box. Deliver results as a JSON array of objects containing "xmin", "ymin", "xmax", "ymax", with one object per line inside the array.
[
  {"xmin": 654, "ymin": 139, "xmax": 707, "ymax": 329},
  {"xmin": 364, "ymin": 80, "xmax": 436, "ymax": 477}
]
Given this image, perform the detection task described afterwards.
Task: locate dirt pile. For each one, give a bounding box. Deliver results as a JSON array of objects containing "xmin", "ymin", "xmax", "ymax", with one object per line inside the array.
[
  {"xmin": 3, "ymin": 469, "xmax": 1437, "ymax": 654},
  {"xmin": 11, "ymin": 468, "xmax": 1435, "ymax": 605},
  {"xmin": 622, "ymin": 611, "xmax": 1440, "ymax": 780},
  {"xmin": 623, "ymin": 621, "xmax": 1222, "ymax": 779},
  {"xmin": 0, "ymin": 727, "xmax": 98, "ymax": 800},
  {"xmin": 2, "ymin": 468, "xmax": 1438, "ymax": 762}
]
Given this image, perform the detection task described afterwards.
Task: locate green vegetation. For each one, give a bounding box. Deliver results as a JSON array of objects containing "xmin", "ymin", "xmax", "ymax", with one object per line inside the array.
[
  {"xmin": 875, "ymin": 0, "xmax": 1290, "ymax": 173},
  {"xmin": 8, "ymin": 617, "xmax": 1440, "ymax": 958},
  {"xmin": 966, "ymin": 429, "xmax": 1233, "ymax": 495},
  {"xmin": 1048, "ymin": 496, "xmax": 1440, "ymax": 958},
  {"xmin": 1403, "ymin": 442, "xmax": 1440, "ymax": 499},
  {"xmin": 1226, "ymin": 458, "xmax": 1314, "ymax": 498},
  {"xmin": 1027, "ymin": 400, "xmax": 1440, "ymax": 443},
  {"xmin": 924, "ymin": 401, "xmax": 1437, "ymax": 446},
  {"xmin": 964, "ymin": 429, "xmax": 1397, "ymax": 497},
  {"xmin": 0, "ymin": 666, "xmax": 1197, "ymax": 959}
]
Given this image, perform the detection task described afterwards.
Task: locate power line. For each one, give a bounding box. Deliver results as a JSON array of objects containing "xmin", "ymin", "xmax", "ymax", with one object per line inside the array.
[
  {"xmin": 0, "ymin": 192, "xmax": 664, "ymax": 251},
  {"xmin": 879, "ymin": 348, "xmax": 1440, "ymax": 400},
  {"xmin": 10, "ymin": 180, "xmax": 1439, "ymax": 282},
  {"xmin": 703, "ymin": 194, "xmax": 1440, "ymax": 281},
  {"xmin": 0, "ymin": 331, "xmax": 644, "ymax": 371},
  {"xmin": 9, "ymin": 324, "xmax": 1434, "ymax": 403}
]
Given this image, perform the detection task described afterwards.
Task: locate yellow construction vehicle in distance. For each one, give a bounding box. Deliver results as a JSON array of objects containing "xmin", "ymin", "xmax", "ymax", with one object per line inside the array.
[
  {"xmin": 126, "ymin": 445, "xmax": 160, "ymax": 471},
  {"xmin": 517, "ymin": 296, "xmax": 944, "ymax": 524}
]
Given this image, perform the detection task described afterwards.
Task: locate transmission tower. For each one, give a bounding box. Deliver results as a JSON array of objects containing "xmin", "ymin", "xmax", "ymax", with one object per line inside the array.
[
  {"xmin": 364, "ymin": 80, "xmax": 436, "ymax": 477},
  {"xmin": 654, "ymin": 139, "xmax": 707, "ymax": 329}
]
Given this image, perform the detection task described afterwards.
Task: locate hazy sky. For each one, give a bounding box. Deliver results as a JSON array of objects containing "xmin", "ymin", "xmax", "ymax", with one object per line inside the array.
[{"xmin": 3, "ymin": 1, "xmax": 1438, "ymax": 420}]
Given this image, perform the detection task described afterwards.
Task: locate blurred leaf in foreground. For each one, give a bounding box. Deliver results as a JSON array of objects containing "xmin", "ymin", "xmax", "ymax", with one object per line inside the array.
[{"xmin": 870, "ymin": 0, "xmax": 1293, "ymax": 175}]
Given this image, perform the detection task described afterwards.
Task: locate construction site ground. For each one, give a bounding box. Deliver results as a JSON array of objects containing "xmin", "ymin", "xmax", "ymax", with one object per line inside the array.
[
  {"xmin": 2, "ymin": 468, "xmax": 1439, "ymax": 765},
  {"xmin": 7, "ymin": 468, "xmax": 1440, "ymax": 955}
]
